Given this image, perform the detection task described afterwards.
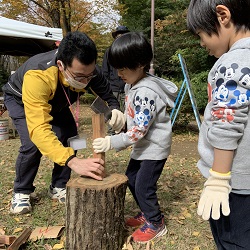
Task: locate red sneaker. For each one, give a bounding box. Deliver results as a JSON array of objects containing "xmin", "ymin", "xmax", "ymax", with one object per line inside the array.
[
  {"xmin": 126, "ymin": 212, "xmax": 146, "ymax": 227},
  {"xmin": 132, "ymin": 218, "xmax": 167, "ymax": 243}
]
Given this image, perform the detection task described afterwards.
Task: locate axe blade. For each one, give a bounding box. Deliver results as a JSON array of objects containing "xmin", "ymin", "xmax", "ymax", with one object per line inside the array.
[{"xmin": 90, "ymin": 96, "xmax": 112, "ymax": 122}]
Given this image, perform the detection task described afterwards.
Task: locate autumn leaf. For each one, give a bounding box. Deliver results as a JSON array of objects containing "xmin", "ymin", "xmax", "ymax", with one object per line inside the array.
[
  {"xmin": 122, "ymin": 236, "xmax": 133, "ymax": 250},
  {"xmin": 0, "ymin": 228, "xmax": 5, "ymax": 235},
  {"xmin": 192, "ymin": 231, "xmax": 200, "ymax": 237},
  {"xmin": 12, "ymin": 228, "xmax": 23, "ymax": 234},
  {"xmin": 193, "ymin": 246, "xmax": 200, "ymax": 250},
  {"xmin": 52, "ymin": 243, "xmax": 64, "ymax": 249}
]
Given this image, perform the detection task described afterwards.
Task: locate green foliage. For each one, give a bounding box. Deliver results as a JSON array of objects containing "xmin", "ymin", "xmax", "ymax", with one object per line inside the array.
[
  {"xmin": 190, "ymin": 71, "xmax": 209, "ymax": 113},
  {"xmin": 80, "ymin": 93, "xmax": 96, "ymax": 104},
  {"xmin": 118, "ymin": 0, "xmax": 151, "ymax": 32},
  {"xmin": 118, "ymin": 0, "xmax": 216, "ymax": 83}
]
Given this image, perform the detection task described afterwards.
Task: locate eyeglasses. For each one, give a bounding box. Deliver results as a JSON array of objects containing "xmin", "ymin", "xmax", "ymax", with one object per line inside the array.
[{"xmin": 66, "ymin": 68, "xmax": 97, "ymax": 82}]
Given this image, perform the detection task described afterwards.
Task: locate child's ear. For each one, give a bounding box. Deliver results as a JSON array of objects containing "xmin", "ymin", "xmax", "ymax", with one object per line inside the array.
[{"xmin": 216, "ymin": 5, "xmax": 231, "ymax": 25}]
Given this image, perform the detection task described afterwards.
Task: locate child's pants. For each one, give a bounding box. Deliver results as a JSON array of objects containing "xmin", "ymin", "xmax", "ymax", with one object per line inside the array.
[
  {"xmin": 126, "ymin": 158, "xmax": 166, "ymax": 225},
  {"xmin": 209, "ymin": 192, "xmax": 250, "ymax": 249}
]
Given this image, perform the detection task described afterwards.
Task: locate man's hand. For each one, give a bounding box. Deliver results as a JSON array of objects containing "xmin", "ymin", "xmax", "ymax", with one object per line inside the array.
[
  {"xmin": 197, "ymin": 169, "xmax": 231, "ymax": 220},
  {"xmin": 67, "ymin": 157, "xmax": 105, "ymax": 180},
  {"xmin": 108, "ymin": 109, "xmax": 125, "ymax": 133},
  {"xmin": 92, "ymin": 136, "xmax": 112, "ymax": 153}
]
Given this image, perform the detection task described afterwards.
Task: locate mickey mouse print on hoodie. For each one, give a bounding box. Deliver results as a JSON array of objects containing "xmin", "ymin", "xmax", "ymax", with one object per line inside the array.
[{"xmin": 111, "ymin": 73, "xmax": 177, "ymax": 161}]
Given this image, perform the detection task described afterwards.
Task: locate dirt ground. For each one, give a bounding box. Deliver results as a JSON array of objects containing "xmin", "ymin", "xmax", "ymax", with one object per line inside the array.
[
  {"xmin": 172, "ymin": 137, "xmax": 199, "ymax": 159},
  {"xmin": 1, "ymin": 108, "xmax": 200, "ymax": 161},
  {"xmin": 0, "ymin": 106, "xmax": 201, "ymax": 161}
]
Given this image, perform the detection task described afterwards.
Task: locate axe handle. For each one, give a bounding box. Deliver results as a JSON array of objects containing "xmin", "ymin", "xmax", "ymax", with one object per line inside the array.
[{"xmin": 92, "ymin": 113, "xmax": 105, "ymax": 165}]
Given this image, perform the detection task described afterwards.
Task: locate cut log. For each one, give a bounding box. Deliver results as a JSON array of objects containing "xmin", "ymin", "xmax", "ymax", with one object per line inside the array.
[
  {"xmin": 7, "ymin": 228, "xmax": 32, "ymax": 250},
  {"xmin": 0, "ymin": 235, "xmax": 16, "ymax": 245},
  {"xmin": 65, "ymin": 173, "xmax": 128, "ymax": 250},
  {"xmin": 92, "ymin": 113, "xmax": 105, "ymax": 163}
]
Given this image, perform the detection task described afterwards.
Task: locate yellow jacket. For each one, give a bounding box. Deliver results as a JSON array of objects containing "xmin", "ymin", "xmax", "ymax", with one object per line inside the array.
[{"xmin": 3, "ymin": 50, "xmax": 119, "ymax": 165}]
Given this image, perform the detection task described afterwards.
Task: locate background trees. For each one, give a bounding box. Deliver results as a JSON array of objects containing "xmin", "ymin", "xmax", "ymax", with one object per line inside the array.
[
  {"xmin": 0, "ymin": 0, "xmax": 215, "ymax": 116},
  {"xmin": 119, "ymin": 0, "xmax": 215, "ymax": 115}
]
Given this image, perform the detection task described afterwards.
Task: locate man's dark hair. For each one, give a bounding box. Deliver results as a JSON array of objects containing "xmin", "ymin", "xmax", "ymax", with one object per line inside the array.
[
  {"xmin": 187, "ymin": 0, "xmax": 250, "ymax": 36},
  {"xmin": 57, "ymin": 31, "xmax": 97, "ymax": 67},
  {"xmin": 108, "ymin": 32, "xmax": 153, "ymax": 71}
]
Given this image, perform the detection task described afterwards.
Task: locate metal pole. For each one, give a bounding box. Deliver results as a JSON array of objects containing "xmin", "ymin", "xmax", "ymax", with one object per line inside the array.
[{"xmin": 149, "ymin": 0, "xmax": 155, "ymax": 75}]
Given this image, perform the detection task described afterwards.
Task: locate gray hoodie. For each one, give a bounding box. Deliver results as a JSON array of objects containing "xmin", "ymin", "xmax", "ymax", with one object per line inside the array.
[
  {"xmin": 198, "ymin": 37, "xmax": 250, "ymax": 193},
  {"xmin": 111, "ymin": 74, "xmax": 178, "ymax": 160}
]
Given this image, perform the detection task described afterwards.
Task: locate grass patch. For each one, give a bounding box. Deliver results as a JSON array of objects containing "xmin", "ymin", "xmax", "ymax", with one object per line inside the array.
[{"xmin": 0, "ymin": 105, "xmax": 216, "ymax": 249}]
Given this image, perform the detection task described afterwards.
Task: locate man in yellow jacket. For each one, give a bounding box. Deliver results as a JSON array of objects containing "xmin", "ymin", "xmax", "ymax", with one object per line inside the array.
[{"xmin": 2, "ymin": 31, "xmax": 125, "ymax": 214}]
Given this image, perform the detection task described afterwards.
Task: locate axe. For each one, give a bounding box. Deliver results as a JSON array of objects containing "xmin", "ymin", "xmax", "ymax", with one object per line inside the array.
[{"xmin": 90, "ymin": 96, "xmax": 112, "ymax": 122}]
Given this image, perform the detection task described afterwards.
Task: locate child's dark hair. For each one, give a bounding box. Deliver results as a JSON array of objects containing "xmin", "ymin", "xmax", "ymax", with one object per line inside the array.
[
  {"xmin": 57, "ymin": 31, "xmax": 97, "ymax": 67},
  {"xmin": 187, "ymin": 0, "xmax": 250, "ymax": 36},
  {"xmin": 108, "ymin": 32, "xmax": 153, "ymax": 71}
]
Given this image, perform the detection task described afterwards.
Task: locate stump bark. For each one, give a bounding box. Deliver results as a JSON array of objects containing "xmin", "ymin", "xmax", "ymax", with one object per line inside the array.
[
  {"xmin": 65, "ymin": 174, "xmax": 128, "ymax": 250},
  {"xmin": 65, "ymin": 113, "xmax": 128, "ymax": 250}
]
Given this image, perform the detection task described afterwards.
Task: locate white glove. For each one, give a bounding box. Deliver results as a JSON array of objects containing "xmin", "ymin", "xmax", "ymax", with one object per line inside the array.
[
  {"xmin": 92, "ymin": 136, "xmax": 113, "ymax": 153},
  {"xmin": 108, "ymin": 109, "xmax": 125, "ymax": 133},
  {"xmin": 197, "ymin": 169, "xmax": 231, "ymax": 220}
]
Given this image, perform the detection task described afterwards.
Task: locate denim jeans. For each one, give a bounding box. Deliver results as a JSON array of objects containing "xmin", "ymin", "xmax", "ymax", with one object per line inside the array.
[
  {"xmin": 4, "ymin": 93, "xmax": 77, "ymax": 194},
  {"xmin": 209, "ymin": 192, "xmax": 250, "ymax": 249},
  {"xmin": 125, "ymin": 158, "xmax": 166, "ymax": 224}
]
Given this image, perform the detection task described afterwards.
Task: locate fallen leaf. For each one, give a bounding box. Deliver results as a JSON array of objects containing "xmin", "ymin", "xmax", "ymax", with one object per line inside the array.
[
  {"xmin": 178, "ymin": 215, "xmax": 186, "ymax": 220},
  {"xmin": 182, "ymin": 212, "xmax": 192, "ymax": 218},
  {"xmin": 12, "ymin": 228, "xmax": 23, "ymax": 234},
  {"xmin": 176, "ymin": 220, "xmax": 184, "ymax": 225},
  {"xmin": 52, "ymin": 243, "xmax": 64, "ymax": 249},
  {"xmin": 193, "ymin": 246, "xmax": 200, "ymax": 250},
  {"xmin": 192, "ymin": 231, "xmax": 200, "ymax": 237},
  {"xmin": 60, "ymin": 236, "xmax": 65, "ymax": 245},
  {"xmin": 189, "ymin": 202, "xmax": 197, "ymax": 209},
  {"xmin": 7, "ymin": 189, "xmax": 13, "ymax": 194},
  {"xmin": 206, "ymin": 234, "xmax": 213, "ymax": 239},
  {"xmin": 146, "ymin": 241, "xmax": 151, "ymax": 250},
  {"xmin": 0, "ymin": 228, "xmax": 5, "ymax": 235},
  {"xmin": 122, "ymin": 235, "xmax": 133, "ymax": 250}
]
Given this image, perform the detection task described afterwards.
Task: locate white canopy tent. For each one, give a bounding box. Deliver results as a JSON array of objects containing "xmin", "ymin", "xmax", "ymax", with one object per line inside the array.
[{"xmin": 0, "ymin": 16, "xmax": 63, "ymax": 56}]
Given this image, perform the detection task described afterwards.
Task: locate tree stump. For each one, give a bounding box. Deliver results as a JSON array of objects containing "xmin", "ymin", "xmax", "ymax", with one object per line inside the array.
[
  {"xmin": 65, "ymin": 113, "xmax": 128, "ymax": 249},
  {"xmin": 65, "ymin": 174, "xmax": 128, "ymax": 250}
]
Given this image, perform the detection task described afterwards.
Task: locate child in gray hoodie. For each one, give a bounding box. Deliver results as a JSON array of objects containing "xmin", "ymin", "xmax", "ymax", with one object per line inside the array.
[
  {"xmin": 187, "ymin": 0, "xmax": 250, "ymax": 248},
  {"xmin": 93, "ymin": 32, "xmax": 178, "ymax": 243}
]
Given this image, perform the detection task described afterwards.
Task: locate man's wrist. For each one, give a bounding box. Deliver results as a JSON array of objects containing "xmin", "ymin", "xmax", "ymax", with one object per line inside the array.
[{"xmin": 65, "ymin": 155, "xmax": 76, "ymax": 167}]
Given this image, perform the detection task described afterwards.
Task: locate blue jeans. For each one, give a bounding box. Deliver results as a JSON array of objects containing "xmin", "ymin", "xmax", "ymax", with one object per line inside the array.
[
  {"xmin": 209, "ymin": 192, "xmax": 250, "ymax": 249},
  {"xmin": 125, "ymin": 158, "xmax": 166, "ymax": 225},
  {"xmin": 4, "ymin": 93, "xmax": 77, "ymax": 194}
]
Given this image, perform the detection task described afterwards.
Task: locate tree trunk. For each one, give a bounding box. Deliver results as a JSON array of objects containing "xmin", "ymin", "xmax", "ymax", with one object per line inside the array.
[{"xmin": 65, "ymin": 173, "xmax": 128, "ymax": 250}]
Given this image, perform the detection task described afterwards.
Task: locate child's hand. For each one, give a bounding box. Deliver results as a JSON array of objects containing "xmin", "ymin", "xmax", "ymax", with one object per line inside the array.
[
  {"xmin": 92, "ymin": 136, "xmax": 112, "ymax": 153},
  {"xmin": 108, "ymin": 109, "xmax": 125, "ymax": 133},
  {"xmin": 197, "ymin": 169, "xmax": 231, "ymax": 220}
]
